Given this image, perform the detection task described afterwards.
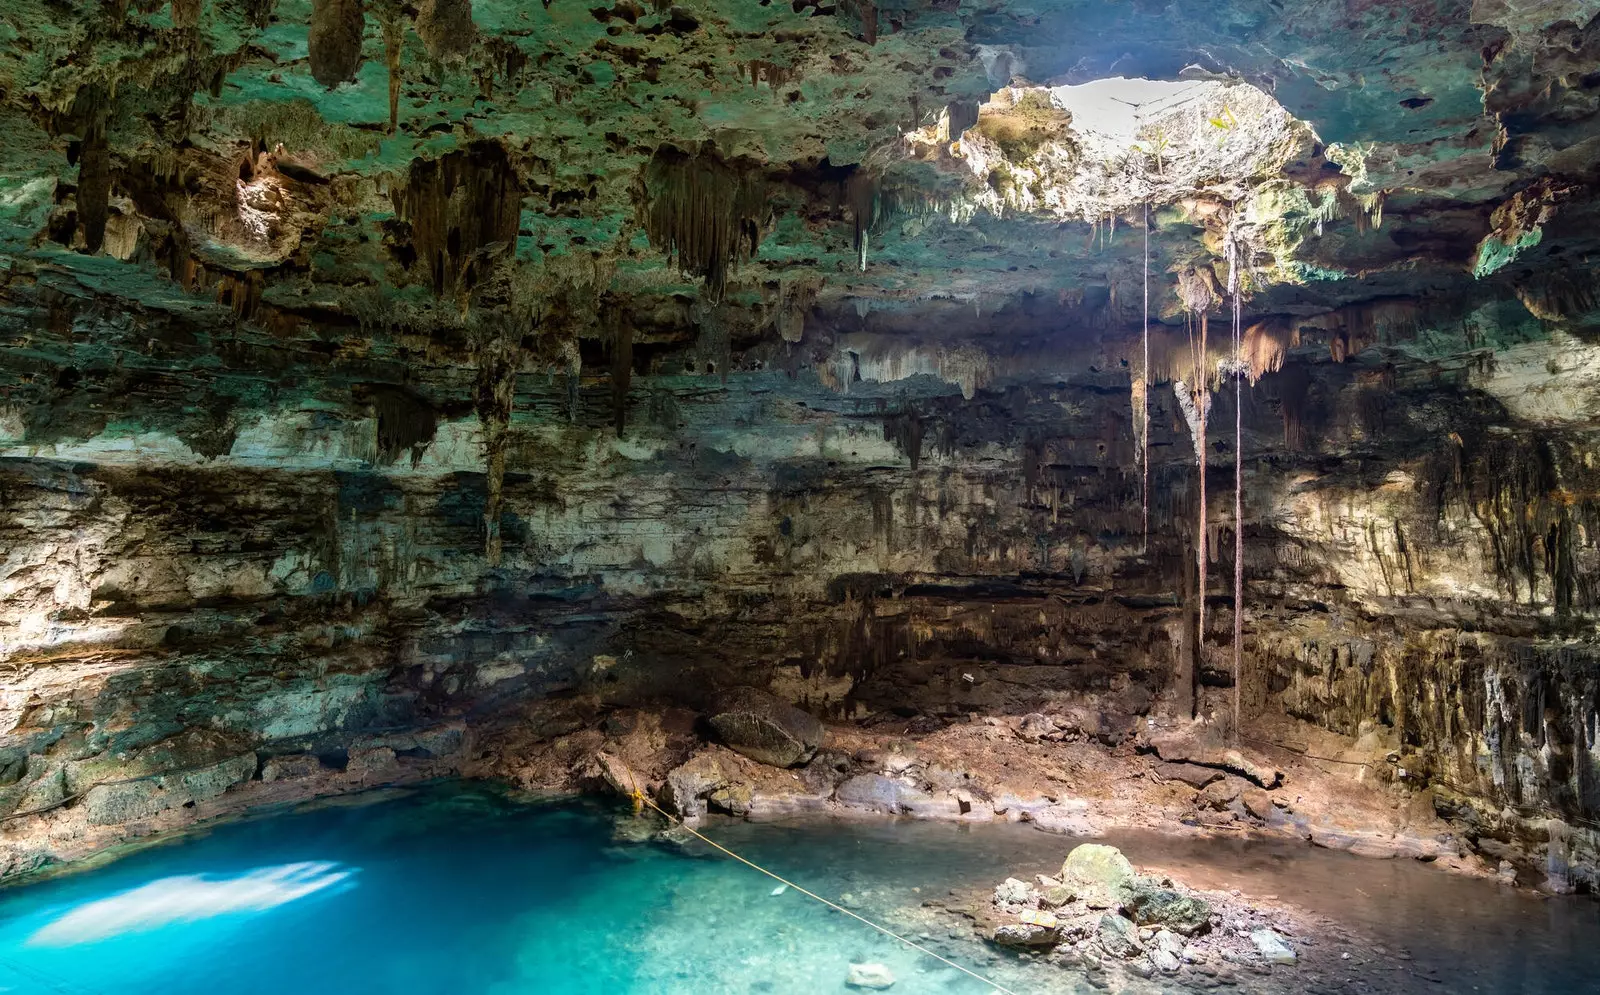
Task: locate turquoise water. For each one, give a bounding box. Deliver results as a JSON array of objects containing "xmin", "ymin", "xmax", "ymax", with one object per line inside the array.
[{"xmin": 0, "ymin": 784, "xmax": 1594, "ymax": 995}]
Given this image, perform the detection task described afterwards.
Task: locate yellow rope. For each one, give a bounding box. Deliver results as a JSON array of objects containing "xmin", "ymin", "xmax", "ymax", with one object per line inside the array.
[{"xmin": 615, "ymin": 760, "xmax": 1024, "ymax": 995}]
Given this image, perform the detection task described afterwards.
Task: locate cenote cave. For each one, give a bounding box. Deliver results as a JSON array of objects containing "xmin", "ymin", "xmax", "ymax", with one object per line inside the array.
[{"xmin": 2, "ymin": 1, "xmax": 1600, "ymax": 993}]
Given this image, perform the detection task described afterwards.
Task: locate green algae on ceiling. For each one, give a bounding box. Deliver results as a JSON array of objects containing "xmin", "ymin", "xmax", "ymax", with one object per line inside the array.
[{"xmin": 0, "ymin": 0, "xmax": 1595, "ymax": 372}]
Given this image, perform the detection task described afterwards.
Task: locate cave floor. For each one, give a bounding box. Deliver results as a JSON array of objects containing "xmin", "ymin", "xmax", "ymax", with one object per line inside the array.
[{"xmin": 0, "ymin": 781, "xmax": 1594, "ymax": 995}]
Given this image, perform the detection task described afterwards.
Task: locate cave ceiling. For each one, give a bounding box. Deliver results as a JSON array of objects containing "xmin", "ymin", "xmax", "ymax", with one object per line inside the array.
[{"xmin": 0, "ymin": 0, "xmax": 1599, "ymax": 412}]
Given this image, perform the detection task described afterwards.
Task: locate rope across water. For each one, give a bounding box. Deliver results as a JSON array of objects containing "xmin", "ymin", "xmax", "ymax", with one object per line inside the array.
[{"xmin": 619, "ymin": 767, "xmax": 1027, "ymax": 995}]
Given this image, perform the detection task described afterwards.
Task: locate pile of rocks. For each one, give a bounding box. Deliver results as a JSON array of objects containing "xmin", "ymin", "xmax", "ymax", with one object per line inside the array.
[{"xmin": 981, "ymin": 843, "xmax": 1301, "ymax": 982}]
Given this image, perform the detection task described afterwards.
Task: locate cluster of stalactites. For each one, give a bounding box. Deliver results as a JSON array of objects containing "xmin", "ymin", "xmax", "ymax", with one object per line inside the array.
[
  {"xmin": 393, "ymin": 141, "xmax": 522, "ymax": 300},
  {"xmin": 642, "ymin": 147, "xmax": 768, "ymax": 301}
]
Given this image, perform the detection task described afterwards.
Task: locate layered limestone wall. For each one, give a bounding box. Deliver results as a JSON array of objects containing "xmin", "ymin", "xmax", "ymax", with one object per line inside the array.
[{"xmin": 2, "ymin": 289, "xmax": 1599, "ymax": 887}]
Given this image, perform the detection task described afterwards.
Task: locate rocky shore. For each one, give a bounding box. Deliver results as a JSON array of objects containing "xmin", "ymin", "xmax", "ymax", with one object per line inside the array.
[
  {"xmin": 480, "ymin": 688, "xmax": 1501, "ymax": 883},
  {"xmin": 0, "ymin": 684, "xmax": 1569, "ymax": 896}
]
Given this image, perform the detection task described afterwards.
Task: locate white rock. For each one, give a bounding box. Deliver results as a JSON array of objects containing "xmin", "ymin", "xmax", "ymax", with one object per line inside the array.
[
  {"xmin": 1251, "ymin": 928, "xmax": 1298, "ymax": 965},
  {"xmin": 994, "ymin": 877, "xmax": 1032, "ymax": 905},
  {"xmin": 846, "ymin": 963, "xmax": 896, "ymax": 989},
  {"xmin": 1151, "ymin": 929, "xmax": 1184, "ymax": 973}
]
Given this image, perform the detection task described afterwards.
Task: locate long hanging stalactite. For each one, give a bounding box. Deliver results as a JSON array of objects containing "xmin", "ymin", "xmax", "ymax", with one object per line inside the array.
[
  {"xmin": 1196, "ymin": 311, "xmax": 1209, "ymax": 646},
  {"xmin": 1174, "ymin": 267, "xmax": 1220, "ymax": 714},
  {"xmin": 1141, "ymin": 203, "xmax": 1151, "ymax": 554},
  {"xmin": 1227, "ymin": 219, "xmax": 1246, "ymax": 744},
  {"xmin": 473, "ymin": 317, "xmax": 519, "ymax": 568}
]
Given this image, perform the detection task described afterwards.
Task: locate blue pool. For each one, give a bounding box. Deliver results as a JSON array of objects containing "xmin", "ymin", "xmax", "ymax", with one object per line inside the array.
[{"xmin": 0, "ymin": 783, "xmax": 1593, "ymax": 994}]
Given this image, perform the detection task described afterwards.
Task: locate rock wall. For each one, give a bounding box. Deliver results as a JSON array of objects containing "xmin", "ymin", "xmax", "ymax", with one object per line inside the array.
[{"xmin": 2, "ymin": 280, "xmax": 1599, "ymax": 886}]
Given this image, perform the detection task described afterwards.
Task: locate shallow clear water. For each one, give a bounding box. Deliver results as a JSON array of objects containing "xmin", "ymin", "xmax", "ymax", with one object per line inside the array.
[{"xmin": 0, "ymin": 784, "xmax": 1594, "ymax": 995}]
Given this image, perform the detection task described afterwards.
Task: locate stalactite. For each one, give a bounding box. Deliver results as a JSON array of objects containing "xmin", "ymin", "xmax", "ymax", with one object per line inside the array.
[
  {"xmin": 416, "ymin": 0, "xmax": 477, "ymax": 60},
  {"xmin": 1141, "ymin": 202, "xmax": 1150, "ymax": 554},
  {"xmin": 947, "ymin": 100, "xmax": 980, "ymax": 141},
  {"xmin": 1175, "ymin": 266, "xmax": 1219, "ymax": 701},
  {"xmin": 844, "ymin": 0, "xmax": 878, "ymax": 44},
  {"xmin": 609, "ymin": 302, "xmax": 633, "ymax": 437},
  {"xmin": 308, "ymin": 0, "xmax": 366, "ymax": 88},
  {"xmin": 394, "ymin": 142, "xmax": 522, "ymax": 297},
  {"xmin": 473, "ymin": 321, "xmax": 519, "ymax": 567},
  {"xmin": 380, "ymin": 6, "xmax": 404, "ymax": 135},
  {"xmin": 1196, "ymin": 312, "xmax": 1209, "ymax": 647},
  {"xmin": 364, "ymin": 384, "xmax": 439, "ymax": 467},
  {"xmin": 171, "ymin": 0, "xmax": 202, "ymax": 29},
  {"xmin": 1227, "ymin": 222, "xmax": 1245, "ymax": 745},
  {"xmin": 74, "ymin": 88, "xmax": 110, "ymax": 255},
  {"xmin": 641, "ymin": 146, "xmax": 767, "ymax": 300},
  {"xmin": 847, "ymin": 172, "xmax": 878, "ymax": 272}
]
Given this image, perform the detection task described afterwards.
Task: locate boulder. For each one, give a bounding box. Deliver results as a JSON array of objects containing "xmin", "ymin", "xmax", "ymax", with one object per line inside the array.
[
  {"xmin": 1241, "ymin": 787, "xmax": 1275, "ymax": 821},
  {"xmin": 260, "ymin": 753, "xmax": 322, "ymax": 783},
  {"xmin": 1015, "ymin": 713, "xmax": 1056, "ymax": 741},
  {"xmin": 836, "ymin": 773, "xmax": 905, "ymax": 813},
  {"xmin": 1097, "ymin": 914, "xmax": 1143, "ymax": 958},
  {"xmin": 1197, "ymin": 776, "xmax": 1244, "ymax": 811},
  {"xmin": 993, "ymin": 923, "xmax": 1060, "ymax": 948},
  {"xmin": 707, "ymin": 781, "xmax": 755, "ymax": 815},
  {"xmin": 1061, "ymin": 843, "xmax": 1136, "ymax": 908},
  {"xmin": 593, "ymin": 751, "xmax": 645, "ymax": 798},
  {"xmin": 846, "ymin": 963, "xmax": 895, "ymax": 989},
  {"xmin": 1038, "ymin": 883, "xmax": 1076, "ymax": 908},
  {"xmin": 1150, "ymin": 929, "xmax": 1184, "ymax": 972},
  {"xmin": 1123, "ymin": 879, "xmax": 1212, "ymax": 935},
  {"xmin": 1251, "ymin": 928, "xmax": 1297, "ymax": 964},
  {"xmin": 707, "ymin": 687, "xmax": 824, "ymax": 767},
  {"xmin": 661, "ymin": 753, "xmax": 727, "ymax": 818},
  {"xmin": 1154, "ymin": 762, "xmax": 1222, "ymax": 789},
  {"xmin": 1146, "ymin": 733, "xmax": 1282, "ymax": 788},
  {"xmin": 994, "ymin": 877, "xmax": 1032, "ymax": 906}
]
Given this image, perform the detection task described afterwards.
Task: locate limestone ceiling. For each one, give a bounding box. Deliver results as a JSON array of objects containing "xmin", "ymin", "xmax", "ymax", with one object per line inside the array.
[{"xmin": 0, "ymin": 0, "xmax": 1596, "ymax": 363}]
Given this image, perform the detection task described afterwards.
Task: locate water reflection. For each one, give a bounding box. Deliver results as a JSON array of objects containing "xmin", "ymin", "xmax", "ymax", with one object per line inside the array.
[{"xmin": 27, "ymin": 862, "xmax": 355, "ymax": 946}]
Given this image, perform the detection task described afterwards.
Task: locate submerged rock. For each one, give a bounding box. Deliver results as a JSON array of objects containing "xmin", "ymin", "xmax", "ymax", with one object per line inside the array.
[
  {"xmin": 1250, "ymin": 928, "xmax": 1297, "ymax": 965},
  {"xmin": 846, "ymin": 963, "xmax": 895, "ymax": 989},
  {"xmin": 1061, "ymin": 843, "xmax": 1136, "ymax": 908},
  {"xmin": 707, "ymin": 688, "xmax": 823, "ymax": 768},
  {"xmin": 1123, "ymin": 879, "xmax": 1212, "ymax": 935}
]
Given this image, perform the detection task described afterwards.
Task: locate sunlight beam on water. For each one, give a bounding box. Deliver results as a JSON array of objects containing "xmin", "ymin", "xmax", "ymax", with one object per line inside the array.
[{"xmin": 25, "ymin": 862, "xmax": 356, "ymax": 947}]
